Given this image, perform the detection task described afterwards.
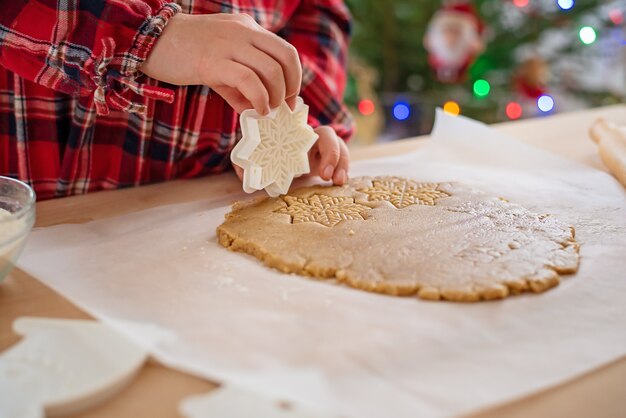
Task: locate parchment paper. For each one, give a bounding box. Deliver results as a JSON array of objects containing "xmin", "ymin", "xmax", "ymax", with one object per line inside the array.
[{"xmin": 18, "ymin": 111, "xmax": 626, "ymax": 418}]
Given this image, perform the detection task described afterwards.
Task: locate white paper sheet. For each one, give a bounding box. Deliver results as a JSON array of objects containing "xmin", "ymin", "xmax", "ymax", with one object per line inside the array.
[{"xmin": 18, "ymin": 111, "xmax": 626, "ymax": 418}]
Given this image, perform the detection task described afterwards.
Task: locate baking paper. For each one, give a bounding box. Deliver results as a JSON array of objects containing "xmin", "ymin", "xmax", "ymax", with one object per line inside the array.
[{"xmin": 18, "ymin": 111, "xmax": 626, "ymax": 418}]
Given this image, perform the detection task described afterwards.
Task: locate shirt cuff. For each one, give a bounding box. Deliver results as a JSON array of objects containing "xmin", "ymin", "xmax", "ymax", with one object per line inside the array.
[{"xmin": 93, "ymin": 2, "xmax": 181, "ymax": 115}]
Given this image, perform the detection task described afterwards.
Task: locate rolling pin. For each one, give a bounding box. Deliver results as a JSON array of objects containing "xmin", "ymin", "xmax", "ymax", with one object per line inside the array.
[{"xmin": 589, "ymin": 118, "xmax": 626, "ymax": 188}]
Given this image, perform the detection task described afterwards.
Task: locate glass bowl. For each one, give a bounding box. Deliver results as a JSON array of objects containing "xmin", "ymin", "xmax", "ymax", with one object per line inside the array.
[{"xmin": 0, "ymin": 176, "xmax": 36, "ymax": 282}]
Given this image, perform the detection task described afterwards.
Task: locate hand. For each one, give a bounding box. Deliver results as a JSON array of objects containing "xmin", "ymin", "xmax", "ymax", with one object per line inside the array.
[
  {"xmin": 142, "ymin": 13, "xmax": 302, "ymax": 115},
  {"xmin": 233, "ymin": 125, "xmax": 350, "ymax": 186},
  {"xmin": 308, "ymin": 126, "xmax": 350, "ymax": 186}
]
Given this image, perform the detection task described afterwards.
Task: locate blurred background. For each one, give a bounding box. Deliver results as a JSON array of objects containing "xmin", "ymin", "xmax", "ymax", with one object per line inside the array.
[{"xmin": 343, "ymin": 0, "xmax": 626, "ymax": 144}]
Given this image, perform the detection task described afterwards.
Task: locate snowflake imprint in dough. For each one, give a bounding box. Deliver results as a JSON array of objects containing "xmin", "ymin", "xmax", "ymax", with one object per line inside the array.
[
  {"xmin": 231, "ymin": 97, "xmax": 318, "ymax": 197},
  {"xmin": 359, "ymin": 178, "xmax": 450, "ymax": 208},
  {"xmin": 276, "ymin": 194, "xmax": 371, "ymax": 227}
]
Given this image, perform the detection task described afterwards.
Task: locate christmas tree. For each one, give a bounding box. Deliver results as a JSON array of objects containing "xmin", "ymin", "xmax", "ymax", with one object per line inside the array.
[{"xmin": 344, "ymin": 0, "xmax": 625, "ymax": 141}]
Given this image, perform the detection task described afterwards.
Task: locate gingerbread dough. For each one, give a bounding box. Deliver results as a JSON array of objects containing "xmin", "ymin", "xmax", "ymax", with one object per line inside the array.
[{"xmin": 217, "ymin": 177, "xmax": 580, "ymax": 302}]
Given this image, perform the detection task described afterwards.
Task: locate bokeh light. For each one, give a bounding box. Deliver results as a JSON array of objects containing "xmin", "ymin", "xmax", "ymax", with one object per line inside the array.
[
  {"xmin": 505, "ymin": 102, "xmax": 523, "ymax": 120},
  {"xmin": 537, "ymin": 95, "xmax": 555, "ymax": 112},
  {"xmin": 557, "ymin": 0, "xmax": 574, "ymax": 11},
  {"xmin": 579, "ymin": 26, "xmax": 597, "ymax": 44},
  {"xmin": 392, "ymin": 102, "xmax": 410, "ymax": 121},
  {"xmin": 473, "ymin": 79, "xmax": 491, "ymax": 98},
  {"xmin": 609, "ymin": 9, "xmax": 623, "ymax": 25},
  {"xmin": 443, "ymin": 101, "xmax": 461, "ymax": 116},
  {"xmin": 513, "ymin": 0, "xmax": 529, "ymax": 8},
  {"xmin": 358, "ymin": 99, "xmax": 375, "ymax": 116}
]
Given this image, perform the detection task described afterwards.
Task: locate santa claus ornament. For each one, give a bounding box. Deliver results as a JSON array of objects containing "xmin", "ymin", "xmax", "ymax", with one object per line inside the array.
[{"xmin": 423, "ymin": 1, "xmax": 486, "ymax": 83}]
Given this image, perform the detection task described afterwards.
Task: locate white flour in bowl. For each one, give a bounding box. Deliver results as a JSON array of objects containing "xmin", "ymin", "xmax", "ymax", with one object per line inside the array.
[
  {"xmin": 0, "ymin": 208, "xmax": 23, "ymax": 239},
  {"xmin": 0, "ymin": 208, "xmax": 28, "ymax": 275}
]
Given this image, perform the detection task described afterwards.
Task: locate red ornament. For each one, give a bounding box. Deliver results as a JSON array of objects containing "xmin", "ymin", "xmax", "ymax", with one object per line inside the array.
[{"xmin": 423, "ymin": 1, "xmax": 486, "ymax": 83}]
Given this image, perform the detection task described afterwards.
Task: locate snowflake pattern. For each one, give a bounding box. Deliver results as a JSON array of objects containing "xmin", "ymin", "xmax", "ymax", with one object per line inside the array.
[
  {"xmin": 358, "ymin": 178, "xmax": 450, "ymax": 208},
  {"xmin": 231, "ymin": 98, "xmax": 318, "ymax": 197},
  {"xmin": 276, "ymin": 194, "xmax": 371, "ymax": 227}
]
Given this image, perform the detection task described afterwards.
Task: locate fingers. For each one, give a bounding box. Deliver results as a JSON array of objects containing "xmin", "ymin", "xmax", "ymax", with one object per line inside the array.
[
  {"xmin": 333, "ymin": 139, "xmax": 350, "ymax": 186},
  {"xmin": 219, "ymin": 61, "xmax": 270, "ymax": 115},
  {"xmin": 214, "ymin": 86, "xmax": 253, "ymax": 114},
  {"xmin": 316, "ymin": 127, "xmax": 341, "ymax": 181},
  {"xmin": 232, "ymin": 45, "xmax": 286, "ymax": 109},
  {"xmin": 253, "ymin": 31, "xmax": 302, "ymax": 109},
  {"xmin": 219, "ymin": 37, "xmax": 299, "ymax": 114},
  {"xmin": 314, "ymin": 126, "xmax": 349, "ymax": 185},
  {"xmin": 144, "ymin": 12, "xmax": 301, "ymax": 112},
  {"xmin": 286, "ymin": 95, "xmax": 298, "ymax": 111},
  {"xmin": 222, "ymin": 13, "xmax": 301, "ymax": 111},
  {"xmin": 192, "ymin": 13, "xmax": 300, "ymax": 114}
]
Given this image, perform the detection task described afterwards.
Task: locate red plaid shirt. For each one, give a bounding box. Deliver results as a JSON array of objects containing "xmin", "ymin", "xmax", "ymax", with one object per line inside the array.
[{"xmin": 0, "ymin": 0, "xmax": 353, "ymax": 200}]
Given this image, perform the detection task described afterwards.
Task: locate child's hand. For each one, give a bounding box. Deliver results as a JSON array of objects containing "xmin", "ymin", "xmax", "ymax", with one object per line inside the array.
[
  {"xmin": 232, "ymin": 125, "xmax": 350, "ymax": 186},
  {"xmin": 142, "ymin": 13, "xmax": 301, "ymax": 115},
  {"xmin": 308, "ymin": 126, "xmax": 350, "ymax": 186}
]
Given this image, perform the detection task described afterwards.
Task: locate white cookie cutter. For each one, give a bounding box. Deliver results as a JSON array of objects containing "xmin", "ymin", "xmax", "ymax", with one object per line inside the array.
[
  {"xmin": 0, "ymin": 317, "xmax": 149, "ymax": 418},
  {"xmin": 231, "ymin": 97, "xmax": 318, "ymax": 197}
]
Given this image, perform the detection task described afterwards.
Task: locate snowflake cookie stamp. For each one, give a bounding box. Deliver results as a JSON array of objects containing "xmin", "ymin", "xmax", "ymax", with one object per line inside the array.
[
  {"xmin": 276, "ymin": 194, "xmax": 371, "ymax": 227},
  {"xmin": 231, "ymin": 97, "xmax": 319, "ymax": 197},
  {"xmin": 358, "ymin": 177, "xmax": 450, "ymax": 208}
]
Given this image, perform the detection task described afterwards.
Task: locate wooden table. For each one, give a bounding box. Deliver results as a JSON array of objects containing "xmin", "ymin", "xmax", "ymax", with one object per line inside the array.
[{"xmin": 1, "ymin": 105, "xmax": 625, "ymax": 418}]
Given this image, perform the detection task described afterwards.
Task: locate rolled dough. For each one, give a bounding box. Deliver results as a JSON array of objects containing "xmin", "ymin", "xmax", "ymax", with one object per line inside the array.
[{"xmin": 217, "ymin": 177, "xmax": 580, "ymax": 302}]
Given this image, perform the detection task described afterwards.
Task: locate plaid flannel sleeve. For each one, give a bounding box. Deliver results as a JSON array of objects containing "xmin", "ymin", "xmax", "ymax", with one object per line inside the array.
[
  {"xmin": 279, "ymin": 0, "xmax": 355, "ymax": 142},
  {"xmin": 0, "ymin": 0, "xmax": 180, "ymax": 115}
]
